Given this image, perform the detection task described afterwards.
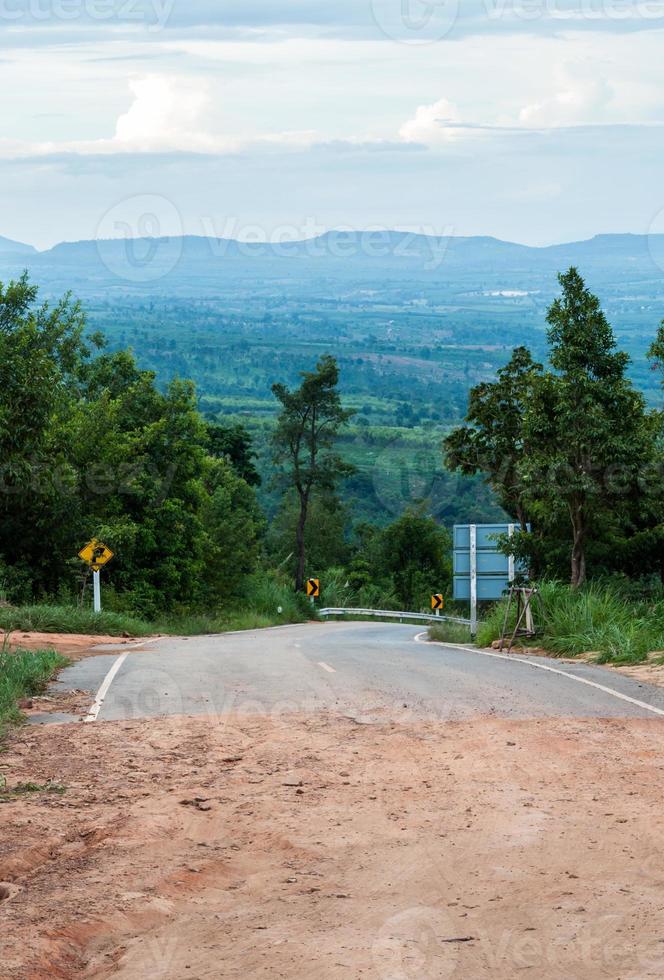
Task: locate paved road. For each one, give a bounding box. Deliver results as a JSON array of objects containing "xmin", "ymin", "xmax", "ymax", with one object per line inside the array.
[{"xmin": 43, "ymin": 622, "xmax": 664, "ymax": 724}]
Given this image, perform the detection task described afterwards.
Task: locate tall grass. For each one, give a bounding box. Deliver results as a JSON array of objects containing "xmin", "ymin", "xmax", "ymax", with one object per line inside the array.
[
  {"xmin": 476, "ymin": 581, "xmax": 664, "ymax": 664},
  {"xmin": 0, "ymin": 642, "xmax": 68, "ymax": 733},
  {"xmin": 0, "ymin": 605, "xmax": 153, "ymax": 636},
  {"xmin": 0, "ymin": 570, "xmax": 314, "ymax": 639},
  {"xmin": 429, "ymin": 621, "xmax": 473, "ymax": 644}
]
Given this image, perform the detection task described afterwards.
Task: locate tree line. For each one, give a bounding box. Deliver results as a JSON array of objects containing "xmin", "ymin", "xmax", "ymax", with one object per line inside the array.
[
  {"xmin": 0, "ymin": 274, "xmax": 450, "ymax": 616},
  {"xmin": 3, "ymin": 267, "xmax": 660, "ymax": 615}
]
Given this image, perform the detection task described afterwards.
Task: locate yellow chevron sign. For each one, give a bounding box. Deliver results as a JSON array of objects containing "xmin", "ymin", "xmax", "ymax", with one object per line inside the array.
[
  {"xmin": 306, "ymin": 578, "xmax": 320, "ymax": 598},
  {"xmin": 431, "ymin": 594, "xmax": 444, "ymax": 611}
]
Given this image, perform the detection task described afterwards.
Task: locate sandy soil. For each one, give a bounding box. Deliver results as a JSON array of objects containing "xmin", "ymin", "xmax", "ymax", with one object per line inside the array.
[
  {"xmin": 4, "ymin": 632, "xmax": 158, "ymax": 662},
  {"xmin": 608, "ymin": 662, "xmax": 664, "ymax": 689},
  {"xmin": 1, "ymin": 712, "xmax": 664, "ymax": 979}
]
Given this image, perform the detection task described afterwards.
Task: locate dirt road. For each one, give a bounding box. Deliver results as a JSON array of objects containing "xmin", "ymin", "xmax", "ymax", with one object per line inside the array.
[{"xmin": 2, "ymin": 710, "xmax": 664, "ymax": 979}]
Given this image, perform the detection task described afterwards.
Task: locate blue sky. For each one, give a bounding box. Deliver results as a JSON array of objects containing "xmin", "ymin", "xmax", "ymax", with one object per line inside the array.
[{"xmin": 2, "ymin": 0, "xmax": 664, "ymax": 248}]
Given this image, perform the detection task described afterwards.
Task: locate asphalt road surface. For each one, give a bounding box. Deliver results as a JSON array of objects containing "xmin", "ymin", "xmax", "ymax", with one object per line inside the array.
[{"xmin": 45, "ymin": 621, "xmax": 664, "ymax": 724}]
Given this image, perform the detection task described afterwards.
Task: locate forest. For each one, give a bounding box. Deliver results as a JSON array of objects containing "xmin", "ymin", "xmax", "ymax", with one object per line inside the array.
[{"xmin": 1, "ymin": 265, "xmax": 663, "ymax": 658}]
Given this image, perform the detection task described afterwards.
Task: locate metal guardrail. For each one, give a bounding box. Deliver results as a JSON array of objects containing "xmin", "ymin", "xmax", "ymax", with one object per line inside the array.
[{"xmin": 319, "ymin": 607, "xmax": 471, "ymax": 627}]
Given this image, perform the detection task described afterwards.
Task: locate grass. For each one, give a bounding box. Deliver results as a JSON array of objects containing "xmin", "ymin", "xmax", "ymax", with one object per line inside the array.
[
  {"xmin": 0, "ymin": 573, "xmax": 314, "ymax": 640},
  {"xmin": 428, "ymin": 621, "xmax": 473, "ymax": 644},
  {"xmin": 0, "ymin": 605, "xmax": 153, "ymax": 637},
  {"xmin": 0, "ymin": 641, "xmax": 69, "ymax": 735},
  {"xmin": 0, "ymin": 778, "xmax": 66, "ymax": 799},
  {"xmin": 475, "ymin": 581, "xmax": 664, "ymax": 665}
]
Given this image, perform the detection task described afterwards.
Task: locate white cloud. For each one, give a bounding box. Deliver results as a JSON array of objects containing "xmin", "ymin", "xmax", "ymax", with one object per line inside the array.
[
  {"xmin": 114, "ymin": 75, "xmax": 211, "ymax": 149},
  {"xmin": 399, "ymin": 97, "xmax": 461, "ymax": 144},
  {"xmin": 0, "ymin": 73, "xmax": 325, "ymax": 159},
  {"xmin": 519, "ymin": 66, "xmax": 614, "ymax": 127}
]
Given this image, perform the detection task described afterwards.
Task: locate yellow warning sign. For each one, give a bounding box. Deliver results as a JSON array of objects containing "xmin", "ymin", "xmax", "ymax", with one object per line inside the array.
[{"xmin": 79, "ymin": 539, "xmax": 114, "ymax": 571}]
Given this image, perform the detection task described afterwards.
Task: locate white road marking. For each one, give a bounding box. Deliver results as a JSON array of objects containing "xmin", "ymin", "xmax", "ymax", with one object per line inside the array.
[
  {"xmin": 317, "ymin": 661, "xmax": 336, "ymax": 673},
  {"xmin": 421, "ymin": 636, "xmax": 664, "ymax": 718},
  {"xmin": 84, "ymin": 652, "xmax": 130, "ymax": 723}
]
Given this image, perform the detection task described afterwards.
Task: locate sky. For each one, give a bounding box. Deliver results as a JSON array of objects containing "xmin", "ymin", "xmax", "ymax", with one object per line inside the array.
[{"xmin": 2, "ymin": 0, "xmax": 664, "ymax": 249}]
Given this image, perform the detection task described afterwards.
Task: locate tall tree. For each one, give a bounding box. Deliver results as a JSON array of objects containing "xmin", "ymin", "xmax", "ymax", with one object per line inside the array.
[
  {"xmin": 444, "ymin": 269, "xmax": 660, "ymax": 588},
  {"xmin": 443, "ymin": 346, "xmax": 542, "ymax": 529},
  {"xmin": 272, "ymin": 355, "xmax": 354, "ymax": 591},
  {"xmin": 648, "ymin": 321, "xmax": 664, "ymax": 389},
  {"xmin": 527, "ymin": 268, "xmax": 655, "ymax": 587}
]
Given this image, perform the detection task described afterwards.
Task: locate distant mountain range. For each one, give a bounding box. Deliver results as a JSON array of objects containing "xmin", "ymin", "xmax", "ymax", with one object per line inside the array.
[
  {"xmin": 0, "ymin": 235, "xmax": 36, "ymax": 256},
  {"xmin": 1, "ymin": 231, "xmax": 663, "ymax": 298}
]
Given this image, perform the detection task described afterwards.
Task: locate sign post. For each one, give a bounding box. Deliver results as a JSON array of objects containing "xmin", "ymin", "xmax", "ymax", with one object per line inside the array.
[
  {"xmin": 306, "ymin": 578, "xmax": 321, "ymax": 606},
  {"xmin": 78, "ymin": 539, "xmax": 114, "ymax": 614},
  {"xmin": 431, "ymin": 594, "xmax": 444, "ymax": 617},
  {"xmin": 469, "ymin": 524, "xmax": 478, "ymax": 637},
  {"xmin": 93, "ymin": 569, "xmax": 102, "ymax": 614}
]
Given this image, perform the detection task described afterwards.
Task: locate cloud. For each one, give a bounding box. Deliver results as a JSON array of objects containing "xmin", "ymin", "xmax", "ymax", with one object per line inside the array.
[
  {"xmin": 519, "ymin": 66, "xmax": 614, "ymax": 127},
  {"xmin": 399, "ymin": 97, "xmax": 461, "ymax": 144},
  {"xmin": 0, "ymin": 74, "xmax": 316, "ymax": 158},
  {"xmin": 114, "ymin": 75, "xmax": 211, "ymax": 149}
]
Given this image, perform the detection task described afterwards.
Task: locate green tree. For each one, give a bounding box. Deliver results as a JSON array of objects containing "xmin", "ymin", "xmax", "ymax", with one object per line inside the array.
[
  {"xmin": 526, "ymin": 268, "xmax": 657, "ymax": 587},
  {"xmin": 374, "ymin": 508, "xmax": 451, "ymax": 610},
  {"xmin": 206, "ymin": 422, "xmax": 261, "ymax": 487},
  {"xmin": 444, "ymin": 269, "xmax": 661, "ymax": 588},
  {"xmin": 266, "ymin": 490, "xmax": 350, "ymax": 576},
  {"xmin": 0, "ymin": 276, "xmax": 264, "ymax": 612},
  {"xmin": 271, "ymin": 355, "xmax": 354, "ymax": 591},
  {"xmin": 0, "ymin": 274, "xmax": 92, "ymax": 593},
  {"xmin": 648, "ymin": 322, "xmax": 664, "ymax": 390},
  {"xmin": 443, "ymin": 346, "xmax": 542, "ymax": 529}
]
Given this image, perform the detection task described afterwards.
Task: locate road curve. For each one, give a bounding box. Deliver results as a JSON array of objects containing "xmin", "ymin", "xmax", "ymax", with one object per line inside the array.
[{"xmin": 43, "ymin": 621, "xmax": 664, "ymax": 725}]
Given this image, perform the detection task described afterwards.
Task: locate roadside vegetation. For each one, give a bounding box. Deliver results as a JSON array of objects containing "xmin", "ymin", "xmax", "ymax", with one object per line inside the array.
[
  {"xmin": 428, "ymin": 621, "xmax": 473, "ymax": 644},
  {"xmin": 473, "ymin": 581, "xmax": 664, "ymax": 664},
  {"xmin": 0, "ymin": 641, "xmax": 68, "ymax": 734}
]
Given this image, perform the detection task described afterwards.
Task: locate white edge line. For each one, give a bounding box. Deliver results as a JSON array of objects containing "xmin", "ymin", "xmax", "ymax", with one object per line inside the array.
[
  {"xmin": 84, "ymin": 652, "xmax": 130, "ymax": 723},
  {"xmin": 419, "ymin": 636, "xmax": 664, "ymax": 719},
  {"xmin": 317, "ymin": 661, "xmax": 336, "ymax": 673}
]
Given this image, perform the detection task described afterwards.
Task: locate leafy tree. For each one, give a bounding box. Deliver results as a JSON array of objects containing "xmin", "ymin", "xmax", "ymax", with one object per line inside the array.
[
  {"xmin": 444, "ymin": 269, "xmax": 661, "ymax": 588},
  {"xmin": 206, "ymin": 422, "xmax": 261, "ymax": 487},
  {"xmin": 271, "ymin": 355, "xmax": 354, "ymax": 591},
  {"xmin": 525, "ymin": 268, "xmax": 657, "ymax": 587},
  {"xmin": 0, "ymin": 276, "xmax": 264, "ymax": 612},
  {"xmin": 372, "ymin": 508, "xmax": 451, "ymax": 609},
  {"xmin": 648, "ymin": 322, "xmax": 664, "ymax": 390},
  {"xmin": 0, "ymin": 274, "xmax": 92, "ymax": 592},
  {"xmin": 266, "ymin": 490, "xmax": 350, "ymax": 576},
  {"xmin": 443, "ymin": 346, "xmax": 542, "ymax": 529}
]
